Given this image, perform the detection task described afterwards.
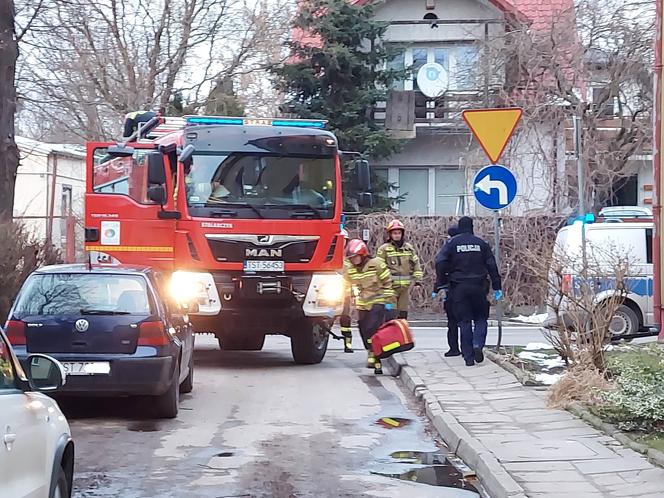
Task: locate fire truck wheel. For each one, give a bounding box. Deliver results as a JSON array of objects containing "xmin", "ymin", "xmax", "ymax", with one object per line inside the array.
[
  {"xmin": 290, "ymin": 318, "xmax": 329, "ymax": 365},
  {"xmin": 218, "ymin": 335, "xmax": 266, "ymax": 351}
]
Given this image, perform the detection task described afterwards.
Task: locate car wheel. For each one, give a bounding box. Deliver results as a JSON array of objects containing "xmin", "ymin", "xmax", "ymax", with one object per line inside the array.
[
  {"xmin": 609, "ymin": 305, "xmax": 639, "ymax": 338},
  {"xmin": 290, "ymin": 318, "xmax": 329, "ymax": 365},
  {"xmin": 51, "ymin": 466, "xmax": 70, "ymax": 498},
  {"xmin": 179, "ymin": 353, "xmax": 194, "ymax": 394},
  {"xmin": 154, "ymin": 365, "xmax": 180, "ymax": 419},
  {"xmin": 220, "ymin": 335, "xmax": 266, "ymax": 351}
]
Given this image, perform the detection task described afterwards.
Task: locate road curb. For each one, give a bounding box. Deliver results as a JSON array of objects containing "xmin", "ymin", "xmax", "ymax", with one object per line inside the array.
[
  {"xmin": 385, "ymin": 353, "xmax": 528, "ymax": 498},
  {"xmin": 567, "ymin": 402, "xmax": 664, "ymax": 470},
  {"xmin": 408, "ymin": 320, "xmax": 537, "ymax": 328},
  {"xmin": 484, "ymin": 349, "xmax": 540, "ymax": 386}
]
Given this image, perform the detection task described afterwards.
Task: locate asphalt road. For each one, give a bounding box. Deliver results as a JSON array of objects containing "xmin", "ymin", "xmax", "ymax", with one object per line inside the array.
[{"xmin": 62, "ymin": 333, "xmax": 482, "ymax": 498}]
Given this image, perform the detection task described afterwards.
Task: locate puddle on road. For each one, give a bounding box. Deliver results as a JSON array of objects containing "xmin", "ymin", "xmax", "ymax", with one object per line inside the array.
[
  {"xmin": 371, "ymin": 451, "xmax": 479, "ymax": 493},
  {"xmin": 127, "ymin": 421, "xmax": 160, "ymax": 432},
  {"xmin": 375, "ymin": 417, "xmax": 412, "ymax": 429}
]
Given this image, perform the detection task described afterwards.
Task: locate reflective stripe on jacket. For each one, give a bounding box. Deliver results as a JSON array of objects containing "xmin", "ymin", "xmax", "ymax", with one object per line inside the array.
[
  {"xmin": 344, "ymin": 257, "xmax": 395, "ymax": 310},
  {"xmin": 377, "ymin": 241, "xmax": 423, "ymax": 286}
]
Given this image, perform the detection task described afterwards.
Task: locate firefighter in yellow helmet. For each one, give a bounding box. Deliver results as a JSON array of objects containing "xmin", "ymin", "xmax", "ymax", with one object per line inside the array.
[
  {"xmin": 343, "ymin": 239, "xmax": 394, "ymax": 374},
  {"xmin": 377, "ymin": 219, "xmax": 423, "ymax": 320}
]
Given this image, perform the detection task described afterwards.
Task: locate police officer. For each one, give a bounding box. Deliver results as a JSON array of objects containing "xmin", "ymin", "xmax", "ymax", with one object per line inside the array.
[
  {"xmin": 435, "ymin": 217, "xmax": 502, "ymax": 366},
  {"xmin": 343, "ymin": 239, "xmax": 394, "ymax": 374},
  {"xmin": 434, "ymin": 225, "xmax": 461, "ymax": 357},
  {"xmin": 377, "ymin": 220, "xmax": 423, "ymax": 320}
]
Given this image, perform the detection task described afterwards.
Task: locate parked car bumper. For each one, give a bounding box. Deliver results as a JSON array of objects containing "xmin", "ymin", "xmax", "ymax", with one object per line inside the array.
[{"xmin": 16, "ymin": 348, "xmax": 177, "ymax": 396}]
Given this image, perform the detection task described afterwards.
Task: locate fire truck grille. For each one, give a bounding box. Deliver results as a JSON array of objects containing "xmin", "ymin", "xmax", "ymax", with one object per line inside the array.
[{"xmin": 206, "ymin": 235, "xmax": 319, "ymax": 263}]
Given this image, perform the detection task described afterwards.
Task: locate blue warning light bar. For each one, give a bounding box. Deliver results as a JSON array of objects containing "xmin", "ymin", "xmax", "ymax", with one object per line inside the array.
[{"xmin": 185, "ymin": 116, "xmax": 327, "ymax": 129}]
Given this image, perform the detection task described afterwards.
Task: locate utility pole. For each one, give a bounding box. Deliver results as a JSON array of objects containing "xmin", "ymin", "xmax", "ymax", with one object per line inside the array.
[
  {"xmin": 656, "ymin": 0, "xmax": 664, "ymax": 343},
  {"xmin": 574, "ymin": 115, "xmax": 588, "ymax": 273}
]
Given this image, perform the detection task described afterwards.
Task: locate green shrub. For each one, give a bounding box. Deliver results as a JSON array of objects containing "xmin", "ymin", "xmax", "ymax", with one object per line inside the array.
[{"xmin": 599, "ymin": 346, "xmax": 664, "ymax": 431}]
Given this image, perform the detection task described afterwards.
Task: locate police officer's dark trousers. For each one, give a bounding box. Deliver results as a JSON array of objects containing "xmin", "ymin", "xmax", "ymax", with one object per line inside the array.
[
  {"xmin": 451, "ymin": 282, "xmax": 489, "ymax": 363},
  {"xmin": 444, "ymin": 297, "xmax": 460, "ymax": 353},
  {"xmin": 358, "ymin": 304, "xmax": 386, "ymax": 350}
]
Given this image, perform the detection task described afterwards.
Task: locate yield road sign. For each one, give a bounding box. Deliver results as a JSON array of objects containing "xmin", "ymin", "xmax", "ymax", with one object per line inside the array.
[
  {"xmin": 473, "ymin": 165, "xmax": 517, "ymax": 210},
  {"xmin": 462, "ymin": 108, "xmax": 522, "ymax": 164}
]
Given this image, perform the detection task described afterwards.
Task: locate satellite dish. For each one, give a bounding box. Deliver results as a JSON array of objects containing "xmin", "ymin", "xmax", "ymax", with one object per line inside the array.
[{"xmin": 416, "ymin": 62, "xmax": 449, "ymax": 98}]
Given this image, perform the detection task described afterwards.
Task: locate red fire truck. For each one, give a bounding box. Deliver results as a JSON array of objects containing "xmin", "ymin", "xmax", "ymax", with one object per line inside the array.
[{"xmin": 85, "ymin": 115, "xmax": 371, "ymax": 364}]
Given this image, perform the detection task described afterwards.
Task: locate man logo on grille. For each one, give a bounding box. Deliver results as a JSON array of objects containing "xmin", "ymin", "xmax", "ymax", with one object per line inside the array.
[{"xmin": 256, "ymin": 235, "xmax": 272, "ymax": 244}]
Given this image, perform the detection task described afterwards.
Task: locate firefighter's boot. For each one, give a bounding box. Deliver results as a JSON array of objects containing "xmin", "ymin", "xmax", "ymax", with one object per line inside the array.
[
  {"xmin": 342, "ymin": 331, "xmax": 353, "ymax": 353},
  {"xmin": 366, "ymin": 351, "xmax": 376, "ymax": 369},
  {"xmin": 374, "ymin": 359, "xmax": 383, "ymax": 375}
]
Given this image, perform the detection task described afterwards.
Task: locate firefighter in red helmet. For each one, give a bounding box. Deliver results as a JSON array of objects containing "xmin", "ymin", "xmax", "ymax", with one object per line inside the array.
[
  {"xmin": 343, "ymin": 239, "xmax": 394, "ymax": 374},
  {"xmin": 377, "ymin": 219, "xmax": 423, "ymax": 320}
]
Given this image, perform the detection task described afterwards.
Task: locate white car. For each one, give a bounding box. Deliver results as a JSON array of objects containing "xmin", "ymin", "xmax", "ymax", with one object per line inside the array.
[{"xmin": 0, "ymin": 328, "xmax": 74, "ymax": 498}]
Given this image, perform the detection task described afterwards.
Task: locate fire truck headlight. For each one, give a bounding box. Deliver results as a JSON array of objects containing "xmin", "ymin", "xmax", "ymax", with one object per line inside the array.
[
  {"xmin": 170, "ymin": 271, "xmax": 209, "ymax": 305},
  {"xmin": 316, "ymin": 275, "xmax": 345, "ymax": 306}
]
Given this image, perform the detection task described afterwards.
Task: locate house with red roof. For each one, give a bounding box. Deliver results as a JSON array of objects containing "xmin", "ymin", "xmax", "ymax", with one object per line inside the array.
[{"xmin": 362, "ymin": 0, "xmax": 581, "ymax": 216}]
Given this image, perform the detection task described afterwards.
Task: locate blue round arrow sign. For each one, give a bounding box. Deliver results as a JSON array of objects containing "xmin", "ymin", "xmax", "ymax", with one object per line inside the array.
[{"xmin": 473, "ymin": 164, "xmax": 517, "ymax": 210}]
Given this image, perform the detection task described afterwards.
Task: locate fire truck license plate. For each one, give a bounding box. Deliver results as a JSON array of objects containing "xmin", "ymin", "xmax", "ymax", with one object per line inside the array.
[{"xmin": 243, "ymin": 260, "xmax": 285, "ymax": 272}]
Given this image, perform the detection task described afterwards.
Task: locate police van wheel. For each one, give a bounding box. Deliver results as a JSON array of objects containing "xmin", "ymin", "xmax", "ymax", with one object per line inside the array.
[
  {"xmin": 609, "ymin": 305, "xmax": 639, "ymax": 338},
  {"xmin": 290, "ymin": 318, "xmax": 329, "ymax": 365}
]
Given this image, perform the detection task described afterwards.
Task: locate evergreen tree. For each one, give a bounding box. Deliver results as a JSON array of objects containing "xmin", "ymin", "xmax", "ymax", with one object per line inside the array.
[{"xmin": 273, "ymin": 0, "xmax": 404, "ymax": 210}]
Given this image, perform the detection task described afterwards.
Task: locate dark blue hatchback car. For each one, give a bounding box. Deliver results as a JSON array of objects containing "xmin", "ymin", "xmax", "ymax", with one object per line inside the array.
[{"xmin": 5, "ymin": 265, "xmax": 194, "ymax": 418}]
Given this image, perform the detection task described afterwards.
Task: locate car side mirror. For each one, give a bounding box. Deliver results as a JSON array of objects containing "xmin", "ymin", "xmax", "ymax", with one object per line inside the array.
[
  {"xmin": 358, "ymin": 192, "xmax": 373, "ymax": 209},
  {"xmin": 179, "ymin": 144, "xmax": 195, "ymax": 169},
  {"xmin": 147, "ymin": 152, "xmax": 167, "ymax": 185},
  {"xmin": 147, "ymin": 185, "xmax": 167, "ymax": 205},
  {"xmin": 26, "ymin": 354, "xmax": 66, "ymax": 392},
  {"xmin": 106, "ymin": 144, "xmax": 135, "ymax": 158},
  {"xmin": 355, "ymin": 160, "xmax": 371, "ymax": 191}
]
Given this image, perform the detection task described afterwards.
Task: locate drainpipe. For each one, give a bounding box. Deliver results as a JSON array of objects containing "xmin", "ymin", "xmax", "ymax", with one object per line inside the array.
[
  {"xmin": 655, "ymin": 0, "xmax": 663, "ymax": 342},
  {"xmin": 46, "ymin": 153, "xmax": 58, "ymax": 247}
]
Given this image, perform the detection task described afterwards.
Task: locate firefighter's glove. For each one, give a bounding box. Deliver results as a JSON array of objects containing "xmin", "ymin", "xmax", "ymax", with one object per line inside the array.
[
  {"xmin": 385, "ymin": 303, "xmax": 394, "ymax": 311},
  {"xmin": 494, "ymin": 290, "xmax": 503, "ymax": 301}
]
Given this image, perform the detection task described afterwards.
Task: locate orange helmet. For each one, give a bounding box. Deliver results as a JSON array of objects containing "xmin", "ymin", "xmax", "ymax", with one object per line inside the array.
[
  {"xmin": 386, "ymin": 219, "xmax": 405, "ymax": 233},
  {"xmin": 346, "ymin": 239, "xmax": 369, "ymax": 258}
]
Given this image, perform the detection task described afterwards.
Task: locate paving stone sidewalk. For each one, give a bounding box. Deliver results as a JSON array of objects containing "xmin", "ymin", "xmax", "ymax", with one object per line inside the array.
[{"xmin": 399, "ymin": 351, "xmax": 664, "ymax": 498}]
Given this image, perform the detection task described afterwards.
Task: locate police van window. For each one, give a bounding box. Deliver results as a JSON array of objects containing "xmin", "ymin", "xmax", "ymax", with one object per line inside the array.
[{"xmin": 93, "ymin": 148, "xmax": 155, "ymax": 204}]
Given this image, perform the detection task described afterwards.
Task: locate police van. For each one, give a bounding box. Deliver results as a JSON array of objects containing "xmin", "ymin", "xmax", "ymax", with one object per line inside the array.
[{"xmin": 544, "ymin": 207, "xmax": 655, "ymax": 339}]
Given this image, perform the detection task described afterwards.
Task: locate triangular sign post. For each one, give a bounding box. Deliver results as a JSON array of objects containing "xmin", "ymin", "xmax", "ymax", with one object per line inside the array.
[{"xmin": 462, "ymin": 108, "xmax": 523, "ymax": 164}]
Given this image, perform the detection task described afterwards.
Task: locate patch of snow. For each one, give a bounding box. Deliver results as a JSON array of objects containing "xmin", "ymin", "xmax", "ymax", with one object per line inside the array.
[
  {"xmin": 518, "ymin": 351, "xmax": 548, "ymax": 361},
  {"xmin": 535, "ymin": 373, "xmax": 562, "ymax": 385},
  {"xmin": 518, "ymin": 351, "xmax": 565, "ymax": 370},
  {"xmin": 524, "ymin": 342, "xmax": 553, "ymax": 351},
  {"xmin": 512, "ymin": 313, "xmax": 548, "ymax": 324}
]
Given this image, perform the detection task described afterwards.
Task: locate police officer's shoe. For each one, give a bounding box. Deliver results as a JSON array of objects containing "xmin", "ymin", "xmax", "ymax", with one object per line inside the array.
[
  {"xmin": 444, "ymin": 350, "xmax": 462, "ymax": 357},
  {"xmin": 474, "ymin": 348, "xmax": 485, "ymax": 364},
  {"xmin": 465, "ymin": 359, "xmax": 475, "ymax": 367}
]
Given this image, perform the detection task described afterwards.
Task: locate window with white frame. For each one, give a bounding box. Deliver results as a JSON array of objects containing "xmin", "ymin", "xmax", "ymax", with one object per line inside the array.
[{"xmin": 389, "ymin": 45, "xmax": 480, "ymax": 92}]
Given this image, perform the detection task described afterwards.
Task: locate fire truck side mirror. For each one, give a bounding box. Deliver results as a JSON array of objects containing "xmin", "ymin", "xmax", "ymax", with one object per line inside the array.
[
  {"xmin": 147, "ymin": 152, "xmax": 167, "ymax": 185},
  {"xmin": 179, "ymin": 144, "xmax": 195, "ymax": 168},
  {"xmin": 147, "ymin": 185, "xmax": 167, "ymax": 206},
  {"xmin": 355, "ymin": 160, "xmax": 371, "ymax": 191},
  {"xmin": 358, "ymin": 192, "xmax": 373, "ymax": 209}
]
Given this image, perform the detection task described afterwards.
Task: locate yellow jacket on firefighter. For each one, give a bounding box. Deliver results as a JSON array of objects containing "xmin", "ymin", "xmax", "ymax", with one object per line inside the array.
[
  {"xmin": 343, "ymin": 257, "xmax": 394, "ymax": 311},
  {"xmin": 377, "ymin": 241, "xmax": 423, "ymax": 287}
]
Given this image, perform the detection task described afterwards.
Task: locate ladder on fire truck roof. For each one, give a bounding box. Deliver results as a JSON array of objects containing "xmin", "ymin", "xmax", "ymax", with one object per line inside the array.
[{"xmin": 141, "ymin": 115, "xmax": 329, "ymax": 141}]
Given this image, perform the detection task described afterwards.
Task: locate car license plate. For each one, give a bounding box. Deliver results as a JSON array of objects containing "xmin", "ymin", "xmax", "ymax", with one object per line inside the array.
[
  {"xmin": 243, "ymin": 260, "xmax": 285, "ymax": 272},
  {"xmin": 61, "ymin": 361, "xmax": 110, "ymax": 376}
]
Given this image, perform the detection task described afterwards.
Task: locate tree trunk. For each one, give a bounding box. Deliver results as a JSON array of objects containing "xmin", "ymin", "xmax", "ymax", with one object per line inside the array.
[{"xmin": 0, "ymin": 0, "xmax": 19, "ymax": 222}]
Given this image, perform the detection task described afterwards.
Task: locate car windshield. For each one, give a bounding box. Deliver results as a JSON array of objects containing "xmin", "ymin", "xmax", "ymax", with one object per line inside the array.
[
  {"xmin": 13, "ymin": 274, "xmax": 153, "ymax": 317},
  {"xmin": 185, "ymin": 153, "xmax": 336, "ymax": 219}
]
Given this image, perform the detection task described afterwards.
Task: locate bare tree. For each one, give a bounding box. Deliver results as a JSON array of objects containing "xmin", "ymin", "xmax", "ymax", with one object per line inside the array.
[
  {"xmin": 485, "ymin": 0, "xmax": 654, "ymax": 212},
  {"xmin": 17, "ymin": 0, "xmax": 291, "ymax": 142}
]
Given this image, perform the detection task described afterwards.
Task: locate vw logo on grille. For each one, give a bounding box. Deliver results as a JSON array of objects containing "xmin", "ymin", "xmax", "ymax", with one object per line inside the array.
[
  {"xmin": 256, "ymin": 235, "xmax": 272, "ymax": 245},
  {"xmin": 75, "ymin": 319, "xmax": 89, "ymax": 332}
]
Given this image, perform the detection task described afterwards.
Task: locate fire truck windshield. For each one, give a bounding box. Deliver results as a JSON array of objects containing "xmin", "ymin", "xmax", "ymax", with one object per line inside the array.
[{"xmin": 185, "ymin": 153, "xmax": 336, "ymax": 219}]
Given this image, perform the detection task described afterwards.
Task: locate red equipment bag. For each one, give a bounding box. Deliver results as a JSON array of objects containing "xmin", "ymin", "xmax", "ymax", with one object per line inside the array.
[{"xmin": 370, "ymin": 319, "xmax": 414, "ymax": 360}]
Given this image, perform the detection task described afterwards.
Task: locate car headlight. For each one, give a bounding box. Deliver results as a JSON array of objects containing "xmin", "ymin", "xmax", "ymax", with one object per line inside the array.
[
  {"xmin": 169, "ymin": 271, "xmax": 209, "ymax": 305},
  {"xmin": 317, "ymin": 276, "xmax": 345, "ymax": 306}
]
